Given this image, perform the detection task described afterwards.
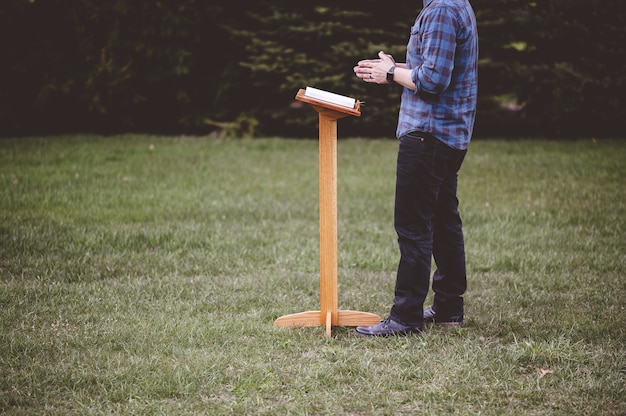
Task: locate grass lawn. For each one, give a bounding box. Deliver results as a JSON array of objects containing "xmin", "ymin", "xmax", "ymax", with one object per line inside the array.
[{"xmin": 1, "ymin": 135, "xmax": 624, "ymax": 415}]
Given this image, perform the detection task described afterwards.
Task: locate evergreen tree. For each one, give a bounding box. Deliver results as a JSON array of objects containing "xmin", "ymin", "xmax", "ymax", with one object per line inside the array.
[{"xmin": 1, "ymin": 0, "xmax": 623, "ymax": 138}]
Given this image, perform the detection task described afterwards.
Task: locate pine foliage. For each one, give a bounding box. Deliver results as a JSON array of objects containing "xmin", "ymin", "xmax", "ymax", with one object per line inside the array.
[{"xmin": 0, "ymin": 0, "xmax": 623, "ymax": 138}]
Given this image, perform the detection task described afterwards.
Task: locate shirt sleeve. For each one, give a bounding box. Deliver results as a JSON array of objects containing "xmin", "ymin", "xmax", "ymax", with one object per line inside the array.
[{"xmin": 411, "ymin": 6, "xmax": 458, "ymax": 95}]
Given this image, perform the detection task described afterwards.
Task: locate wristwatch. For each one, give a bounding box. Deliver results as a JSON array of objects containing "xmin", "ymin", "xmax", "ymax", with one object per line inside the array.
[{"xmin": 386, "ymin": 65, "xmax": 397, "ymax": 82}]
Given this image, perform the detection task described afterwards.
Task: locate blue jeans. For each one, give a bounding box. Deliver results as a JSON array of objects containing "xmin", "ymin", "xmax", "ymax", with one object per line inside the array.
[{"xmin": 389, "ymin": 131, "xmax": 467, "ymax": 326}]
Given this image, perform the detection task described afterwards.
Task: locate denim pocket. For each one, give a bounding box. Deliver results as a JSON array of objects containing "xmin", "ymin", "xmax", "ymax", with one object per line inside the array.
[{"xmin": 398, "ymin": 132, "xmax": 446, "ymax": 183}]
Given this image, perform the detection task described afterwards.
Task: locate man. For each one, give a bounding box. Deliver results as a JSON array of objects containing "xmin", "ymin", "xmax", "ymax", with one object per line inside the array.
[{"xmin": 353, "ymin": 0, "xmax": 478, "ymax": 336}]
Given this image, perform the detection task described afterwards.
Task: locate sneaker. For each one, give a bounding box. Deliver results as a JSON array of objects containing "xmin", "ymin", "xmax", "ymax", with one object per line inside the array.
[
  {"xmin": 355, "ymin": 317, "xmax": 423, "ymax": 337},
  {"xmin": 423, "ymin": 306, "xmax": 463, "ymax": 327}
]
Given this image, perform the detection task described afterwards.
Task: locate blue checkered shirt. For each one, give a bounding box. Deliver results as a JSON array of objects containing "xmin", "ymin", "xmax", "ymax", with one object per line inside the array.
[{"xmin": 396, "ymin": 0, "xmax": 479, "ymax": 150}]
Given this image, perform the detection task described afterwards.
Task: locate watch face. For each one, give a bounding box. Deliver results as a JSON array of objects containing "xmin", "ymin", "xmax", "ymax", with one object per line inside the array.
[{"xmin": 387, "ymin": 66, "xmax": 396, "ymax": 81}]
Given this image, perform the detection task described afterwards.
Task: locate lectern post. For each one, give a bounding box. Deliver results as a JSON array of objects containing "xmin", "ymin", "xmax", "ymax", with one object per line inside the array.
[{"xmin": 273, "ymin": 89, "xmax": 382, "ymax": 338}]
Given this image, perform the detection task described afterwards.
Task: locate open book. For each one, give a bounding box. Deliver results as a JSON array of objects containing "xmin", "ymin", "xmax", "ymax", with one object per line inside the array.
[{"xmin": 304, "ymin": 87, "xmax": 356, "ymax": 109}]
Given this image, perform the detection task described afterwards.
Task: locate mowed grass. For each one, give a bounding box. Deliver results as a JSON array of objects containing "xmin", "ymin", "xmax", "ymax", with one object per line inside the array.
[{"xmin": 1, "ymin": 135, "xmax": 624, "ymax": 415}]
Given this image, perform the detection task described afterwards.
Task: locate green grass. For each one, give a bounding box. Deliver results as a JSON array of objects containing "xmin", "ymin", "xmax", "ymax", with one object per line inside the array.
[{"xmin": 1, "ymin": 135, "xmax": 624, "ymax": 415}]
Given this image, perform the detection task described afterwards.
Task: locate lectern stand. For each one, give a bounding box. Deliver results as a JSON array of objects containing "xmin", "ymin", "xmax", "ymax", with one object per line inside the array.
[{"xmin": 273, "ymin": 89, "xmax": 382, "ymax": 338}]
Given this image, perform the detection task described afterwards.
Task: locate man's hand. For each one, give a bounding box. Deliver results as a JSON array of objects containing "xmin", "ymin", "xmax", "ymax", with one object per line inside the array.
[{"xmin": 353, "ymin": 51, "xmax": 396, "ymax": 84}]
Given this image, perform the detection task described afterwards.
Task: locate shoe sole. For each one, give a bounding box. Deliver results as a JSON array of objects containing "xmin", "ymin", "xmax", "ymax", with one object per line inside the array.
[
  {"xmin": 425, "ymin": 321, "xmax": 463, "ymax": 327},
  {"xmin": 355, "ymin": 329, "xmax": 423, "ymax": 337}
]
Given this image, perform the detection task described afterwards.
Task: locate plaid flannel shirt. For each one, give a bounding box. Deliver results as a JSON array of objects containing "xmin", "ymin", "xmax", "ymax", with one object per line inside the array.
[{"xmin": 396, "ymin": 0, "xmax": 479, "ymax": 150}]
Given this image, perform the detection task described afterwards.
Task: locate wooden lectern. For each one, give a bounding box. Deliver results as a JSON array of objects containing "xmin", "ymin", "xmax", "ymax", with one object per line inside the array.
[{"xmin": 273, "ymin": 88, "xmax": 382, "ymax": 338}]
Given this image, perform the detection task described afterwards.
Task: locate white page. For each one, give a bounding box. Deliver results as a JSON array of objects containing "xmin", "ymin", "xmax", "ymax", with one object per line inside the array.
[{"xmin": 304, "ymin": 87, "xmax": 356, "ymax": 109}]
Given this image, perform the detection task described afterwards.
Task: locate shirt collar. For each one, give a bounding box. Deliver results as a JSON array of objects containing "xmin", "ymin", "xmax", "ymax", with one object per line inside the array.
[{"xmin": 423, "ymin": 0, "xmax": 435, "ymax": 6}]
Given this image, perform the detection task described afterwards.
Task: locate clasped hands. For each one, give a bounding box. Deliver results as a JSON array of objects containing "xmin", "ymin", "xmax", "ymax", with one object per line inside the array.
[{"xmin": 354, "ymin": 51, "xmax": 396, "ymax": 84}]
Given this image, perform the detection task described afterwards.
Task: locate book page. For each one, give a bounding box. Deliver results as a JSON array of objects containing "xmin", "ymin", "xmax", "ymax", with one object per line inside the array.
[{"xmin": 304, "ymin": 87, "xmax": 356, "ymax": 109}]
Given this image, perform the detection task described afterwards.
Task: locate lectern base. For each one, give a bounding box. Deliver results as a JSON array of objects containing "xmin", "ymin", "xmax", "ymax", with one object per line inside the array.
[{"xmin": 274, "ymin": 310, "xmax": 382, "ymax": 338}]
